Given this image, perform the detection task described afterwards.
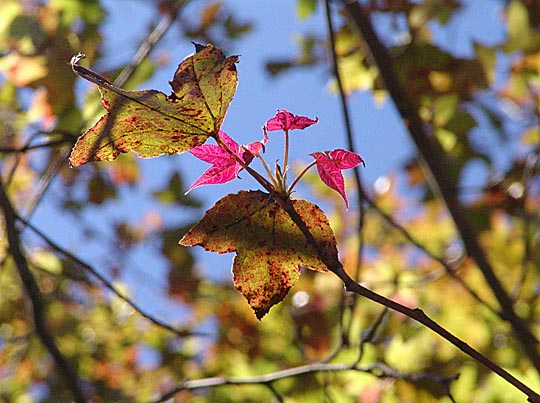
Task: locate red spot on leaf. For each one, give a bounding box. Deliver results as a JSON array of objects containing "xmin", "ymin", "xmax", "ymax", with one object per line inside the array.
[{"xmin": 124, "ymin": 116, "xmax": 139, "ymax": 124}]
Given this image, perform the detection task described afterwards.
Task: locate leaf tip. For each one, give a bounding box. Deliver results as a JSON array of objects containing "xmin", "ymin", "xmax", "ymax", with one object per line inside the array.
[{"xmin": 254, "ymin": 307, "xmax": 270, "ymax": 320}]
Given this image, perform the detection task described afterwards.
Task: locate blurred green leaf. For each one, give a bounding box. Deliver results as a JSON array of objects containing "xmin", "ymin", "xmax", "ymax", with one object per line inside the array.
[{"xmin": 297, "ymin": 0, "xmax": 317, "ymax": 20}]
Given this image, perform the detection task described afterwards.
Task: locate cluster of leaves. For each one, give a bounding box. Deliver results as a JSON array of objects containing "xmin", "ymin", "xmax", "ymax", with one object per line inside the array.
[
  {"xmin": 0, "ymin": 1, "xmax": 539, "ymax": 403},
  {"xmin": 70, "ymin": 44, "xmax": 364, "ymax": 318}
]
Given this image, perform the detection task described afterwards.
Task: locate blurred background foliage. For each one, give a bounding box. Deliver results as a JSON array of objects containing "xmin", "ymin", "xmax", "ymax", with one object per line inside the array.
[{"xmin": 0, "ymin": 0, "xmax": 539, "ymax": 402}]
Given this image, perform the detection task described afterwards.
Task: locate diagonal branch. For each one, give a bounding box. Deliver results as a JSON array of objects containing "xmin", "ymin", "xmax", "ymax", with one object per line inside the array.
[
  {"xmin": 18, "ymin": 215, "xmax": 201, "ymax": 339},
  {"xmin": 362, "ymin": 191, "xmax": 499, "ymax": 314},
  {"xmin": 113, "ymin": 0, "xmax": 187, "ymax": 88},
  {"xmin": 340, "ymin": 0, "xmax": 540, "ymax": 372},
  {"xmin": 215, "ymin": 134, "xmax": 539, "ymax": 400},
  {"xmin": 273, "ymin": 192, "xmax": 540, "ymax": 402},
  {"xmin": 0, "ymin": 179, "xmax": 88, "ymax": 403}
]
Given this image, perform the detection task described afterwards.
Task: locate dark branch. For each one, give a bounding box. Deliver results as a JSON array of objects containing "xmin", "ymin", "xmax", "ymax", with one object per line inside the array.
[
  {"xmin": 0, "ymin": 139, "xmax": 73, "ymax": 154},
  {"xmin": 0, "ymin": 179, "xmax": 88, "ymax": 403},
  {"xmin": 340, "ymin": 0, "xmax": 540, "ymax": 372},
  {"xmin": 18, "ymin": 216, "xmax": 202, "ymax": 339}
]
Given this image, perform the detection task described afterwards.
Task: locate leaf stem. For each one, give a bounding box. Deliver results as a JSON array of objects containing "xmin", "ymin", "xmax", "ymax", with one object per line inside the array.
[
  {"xmin": 287, "ymin": 160, "xmax": 317, "ymax": 194},
  {"xmin": 283, "ymin": 129, "xmax": 290, "ymax": 183},
  {"xmin": 215, "ymin": 134, "xmax": 276, "ymax": 192},
  {"xmin": 255, "ymin": 151, "xmax": 280, "ymax": 190}
]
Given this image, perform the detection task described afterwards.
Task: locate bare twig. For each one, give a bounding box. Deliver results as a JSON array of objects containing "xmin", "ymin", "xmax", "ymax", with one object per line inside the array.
[
  {"xmin": 113, "ymin": 0, "xmax": 187, "ymax": 88},
  {"xmin": 18, "ymin": 215, "xmax": 202, "ymax": 339},
  {"xmin": 0, "ymin": 178, "xmax": 88, "ymax": 403},
  {"xmin": 356, "ymin": 308, "xmax": 388, "ymax": 364},
  {"xmin": 323, "ymin": 0, "xmax": 365, "ymax": 271},
  {"xmin": 0, "ymin": 139, "xmax": 72, "ymax": 154},
  {"xmin": 324, "ymin": 0, "xmax": 366, "ymax": 348},
  {"xmin": 148, "ymin": 361, "xmax": 457, "ymax": 403},
  {"xmin": 340, "ymin": 0, "xmax": 540, "ymax": 371},
  {"xmin": 363, "ymin": 191, "xmax": 499, "ymax": 314}
]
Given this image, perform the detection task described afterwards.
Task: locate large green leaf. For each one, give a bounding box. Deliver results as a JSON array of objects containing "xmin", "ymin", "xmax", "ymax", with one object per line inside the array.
[{"xmin": 69, "ymin": 44, "xmax": 238, "ymax": 166}]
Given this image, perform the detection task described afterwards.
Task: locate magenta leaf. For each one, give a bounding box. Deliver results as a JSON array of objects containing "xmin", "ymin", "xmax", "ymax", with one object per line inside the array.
[
  {"xmin": 187, "ymin": 130, "xmax": 262, "ymax": 192},
  {"xmin": 310, "ymin": 149, "xmax": 364, "ymax": 208},
  {"xmin": 264, "ymin": 109, "xmax": 319, "ymax": 134}
]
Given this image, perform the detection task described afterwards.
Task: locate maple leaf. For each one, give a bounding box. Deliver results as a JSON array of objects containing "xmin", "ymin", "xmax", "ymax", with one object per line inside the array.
[
  {"xmin": 69, "ymin": 44, "xmax": 238, "ymax": 166},
  {"xmin": 264, "ymin": 109, "xmax": 318, "ymax": 136},
  {"xmin": 187, "ymin": 130, "xmax": 263, "ymax": 192},
  {"xmin": 179, "ymin": 190, "xmax": 338, "ymax": 319},
  {"xmin": 310, "ymin": 149, "xmax": 365, "ymax": 208}
]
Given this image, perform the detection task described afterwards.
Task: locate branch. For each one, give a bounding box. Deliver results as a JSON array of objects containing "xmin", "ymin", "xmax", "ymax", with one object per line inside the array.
[
  {"xmin": 149, "ymin": 361, "xmax": 457, "ymax": 403},
  {"xmin": 113, "ymin": 0, "xmax": 187, "ymax": 88},
  {"xmin": 18, "ymin": 215, "xmax": 202, "ymax": 339},
  {"xmin": 0, "ymin": 179, "xmax": 88, "ymax": 403},
  {"xmin": 271, "ymin": 192, "xmax": 540, "ymax": 402},
  {"xmin": 340, "ymin": 0, "xmax": 540, "ymax": 371},
  {"xmin": 0, "ymin": 139, "xmax": 72, "ymax": 154},
  {"xmin": 362, "ymin": 191, "xmax": 499, "ymax": 314}
]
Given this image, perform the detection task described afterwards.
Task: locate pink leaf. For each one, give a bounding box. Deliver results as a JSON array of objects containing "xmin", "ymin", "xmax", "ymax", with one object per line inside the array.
[
  {"xmin": 264, "ymin": 109, "xmax": 318, "ymax": 133},
  {"xmin": 187, "ymin": 130, "xmax": 262, "ymax": 192},
  {"xmin": 310, "ymin": 149, "xmax": 364, "ymax": 208}
]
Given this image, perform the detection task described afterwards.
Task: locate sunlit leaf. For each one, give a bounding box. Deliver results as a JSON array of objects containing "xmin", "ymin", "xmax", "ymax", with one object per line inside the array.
[
  {"xmin": 180, "ymin": 190, "xmax": 337, "ymax": 318},
  {"xmin": 310, "ymin": 149, "xmax": 364, "ymax": 208},
  {"xmin": 187, "ymin": 130, "xmax": 263, "ymax": 192},
  {"xmin": 69, "ymin": 44, "xmax": 238, "ymax": 166},
  {"xmin": 297, "ymin": 0, "xmax": 317, "ymax": 20},
  {"xmin": 264, "ymin": 109, "xmax": 318, "ymax": 134}
]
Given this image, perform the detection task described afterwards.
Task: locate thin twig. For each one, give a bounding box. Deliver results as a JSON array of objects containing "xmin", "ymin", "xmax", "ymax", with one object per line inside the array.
[
  {"xmin": 341, "ymin": 0, "xmax": 540, "ymax": 371},
  {"xmin": 18, "ymin": 215, "xmax": 202, "ymax": 339},
  {"xmin": 355, "ymin": 308, "xmax": 388, "ymax": 365},
  {"xmin": 0, "ymin": 178, "xmax": 88, "ymax": 403},
  {"xmin": 324, "ymin": 0, "xmax": 365, "ymax": 270},
  {"xmin": 323, "ymin": 0, "xmax": 497, "ymax": 343},
  {"xmin": 324, "ymin": 0, "xmax": 367, "ymax": 348},
  {"xmin": 363, "ymin": 191, "xmax": 499, "ymax": 314},
  {"xmin": 0, "ymin": 139, "xmax": 72, "ymax": 154},
  {"xmin": 148, "ymin": 361, "xmax": 457, "ymax": 403},
  {"xmin": 113, "ymin": 0, "xmax": 187, "ymax": 88}
]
